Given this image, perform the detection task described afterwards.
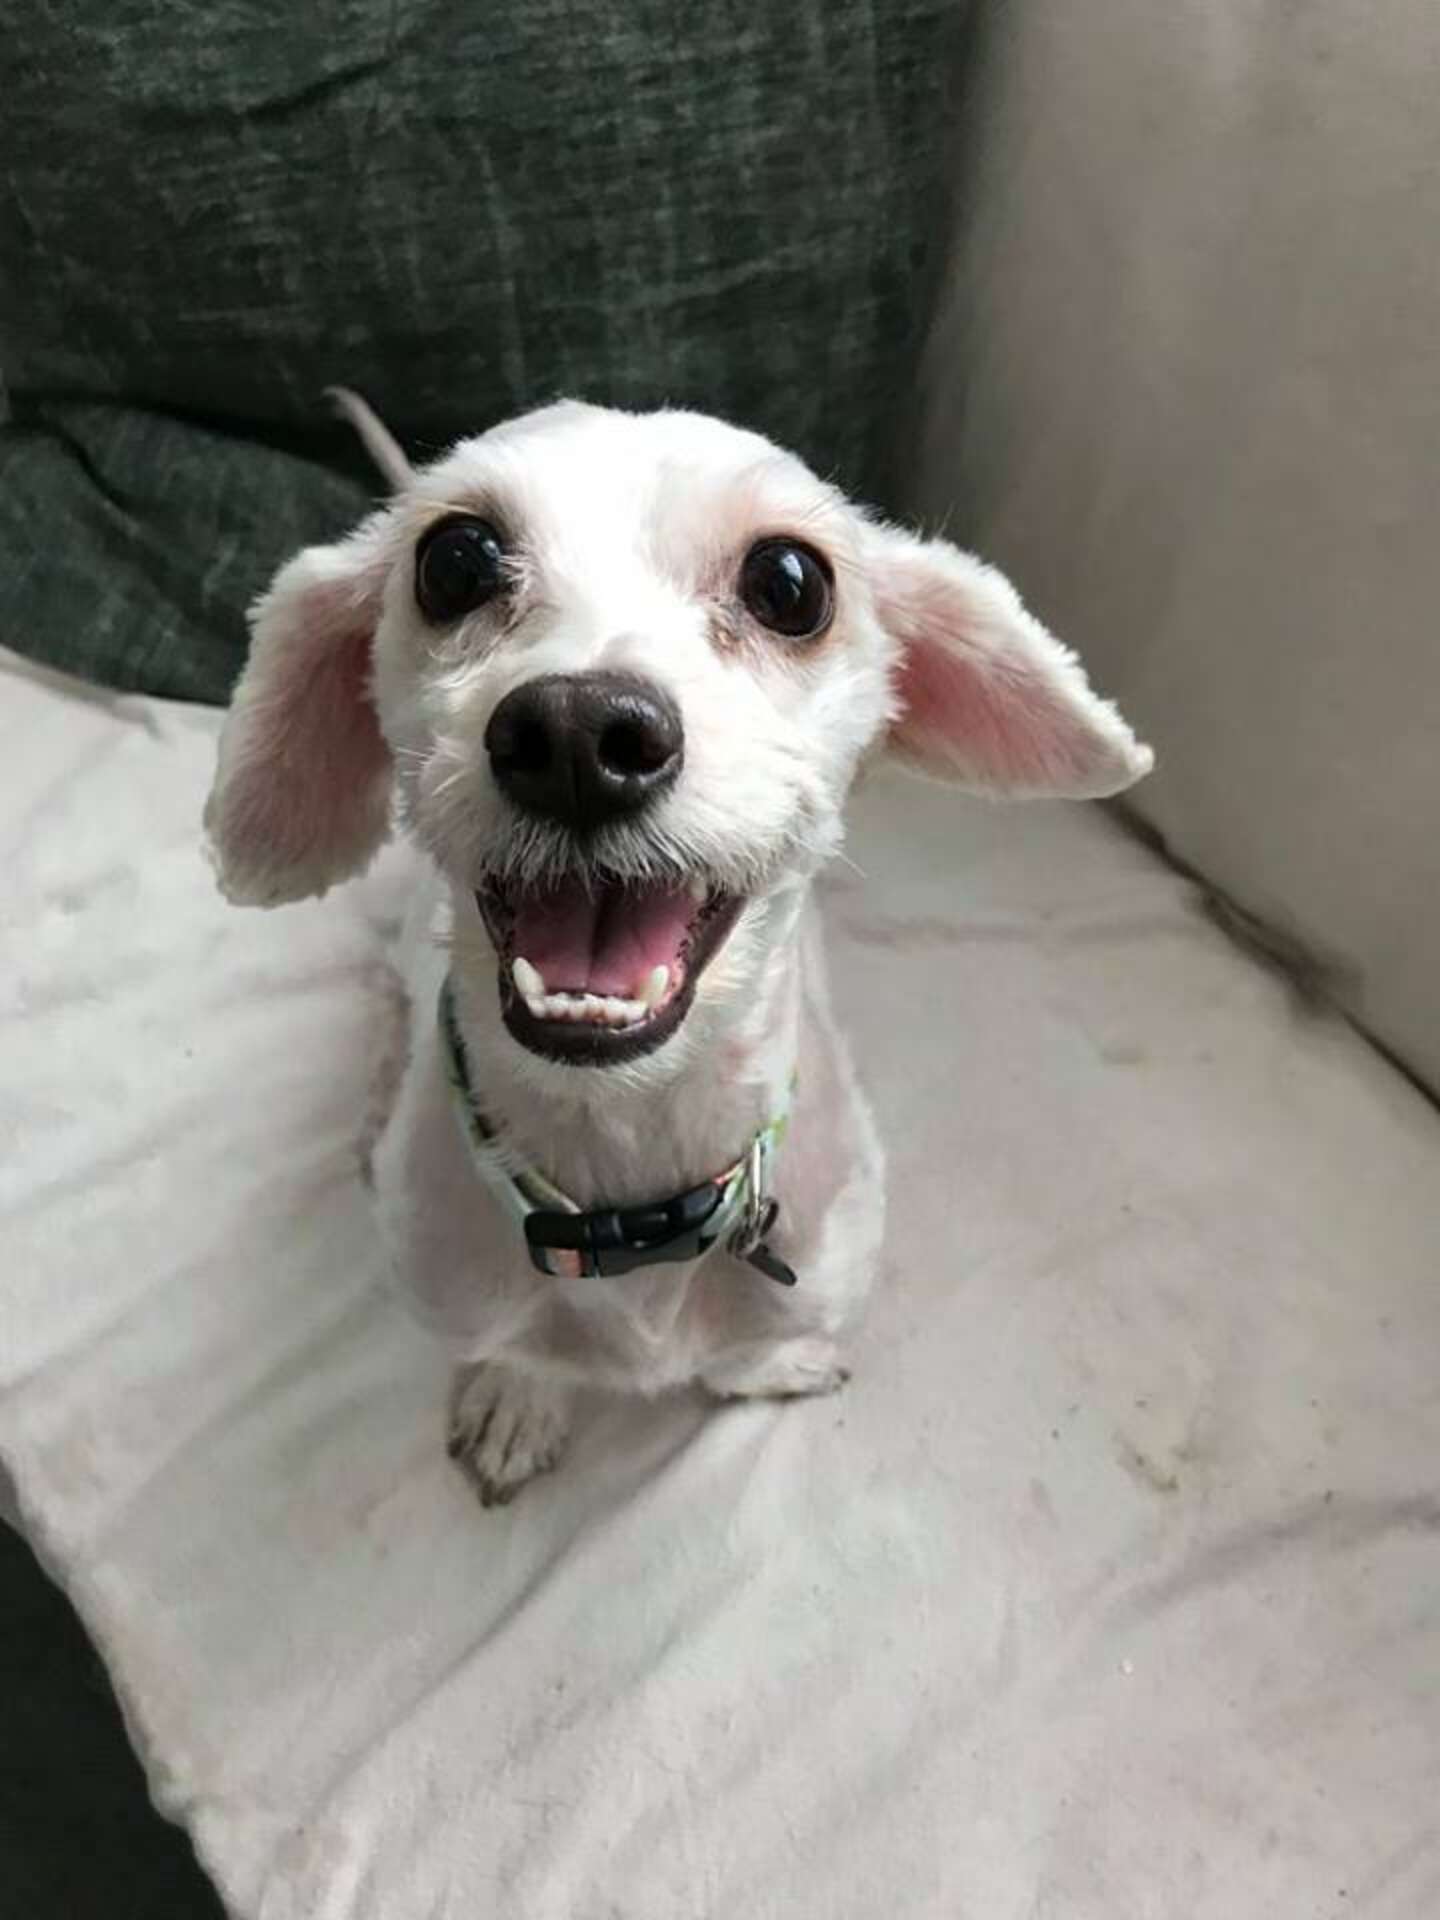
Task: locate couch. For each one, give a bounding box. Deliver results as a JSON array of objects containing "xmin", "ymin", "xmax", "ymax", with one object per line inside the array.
[{"xmin": 3, "ymin": 6, "xmax": 1437, "ymax": 1916}]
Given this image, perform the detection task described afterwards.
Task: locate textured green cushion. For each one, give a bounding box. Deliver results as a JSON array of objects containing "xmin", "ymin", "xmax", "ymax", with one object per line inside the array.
[
  {"xmin": 0, "ymin": 410, "xmax": 370, "ymax": 703},
  {"xmin": 0, "ymin": 2, "xmax": 958, "ymax": 704}
]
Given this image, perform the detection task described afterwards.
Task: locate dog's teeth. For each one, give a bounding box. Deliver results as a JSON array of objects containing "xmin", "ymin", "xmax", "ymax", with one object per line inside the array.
[
  {"xmin": 687, "ymin": 875, "xmax": 708, "ymax": 903},
  {"xmin": 512, "ymin": 956, "xmax": 544, "ymax": 1000},
  {"xmin": 525, "ymin": 984, "xmax": 657, "ymax": 1028},
  {"xmin": 641, "ymin": 964, "xmax": 670, "ymax": 1011}
]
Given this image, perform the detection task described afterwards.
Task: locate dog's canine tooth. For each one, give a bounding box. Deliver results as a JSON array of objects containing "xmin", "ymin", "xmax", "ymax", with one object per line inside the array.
[
  {"xmin": 512, "ymin": 956, "xmax": 544, "ymax": 1000},
  {"xmin": 640, "ymin": 964, "xmax": 670, "ymax": 1010},
  {"xmin": 687, "ymin": 874, "xmax": 707, "ymax": 903}
]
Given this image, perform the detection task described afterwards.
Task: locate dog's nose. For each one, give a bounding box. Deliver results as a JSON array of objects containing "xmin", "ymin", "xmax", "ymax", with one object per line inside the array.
[{"xmin": 484, "ymin": 672, "xmax": 684, "ymax": 830}]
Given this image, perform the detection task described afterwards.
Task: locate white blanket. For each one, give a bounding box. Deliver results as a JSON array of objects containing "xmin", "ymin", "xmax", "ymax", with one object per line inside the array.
[{"xmin": 3, "ymin": 649, "xmax": 1438, "ymax": 1919}]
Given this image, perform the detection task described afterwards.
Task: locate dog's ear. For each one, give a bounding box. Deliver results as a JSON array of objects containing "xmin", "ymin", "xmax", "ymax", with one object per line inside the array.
[
  {"xmin": 204, "ymin": 514, "xmax": 395, "ymax": 905},
  {"xmin": 868, "ymin": 526, "xmax": 1153, "ymax": 797}
]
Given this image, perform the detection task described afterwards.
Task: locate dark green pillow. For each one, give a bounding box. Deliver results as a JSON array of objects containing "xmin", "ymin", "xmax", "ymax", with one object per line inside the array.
[{"xmin": 0, "ymin": 1, "xmax": 959, "ymax": 703}]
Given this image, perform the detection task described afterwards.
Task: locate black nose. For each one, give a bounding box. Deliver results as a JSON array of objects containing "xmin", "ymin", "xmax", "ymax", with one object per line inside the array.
[{"xmin": 484, "ymin": 672, "xmax": 684, "ymax": 830}]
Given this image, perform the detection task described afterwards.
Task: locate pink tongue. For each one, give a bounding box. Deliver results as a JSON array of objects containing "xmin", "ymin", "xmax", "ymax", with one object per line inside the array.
[{"xmin": 512, "ymin": 879, "xmax": 695, "ymax": 996}]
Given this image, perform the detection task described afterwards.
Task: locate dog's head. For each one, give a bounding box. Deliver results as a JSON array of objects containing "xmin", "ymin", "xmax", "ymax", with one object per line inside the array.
[{"xmin": 206, "ymin": 402, "xmax": 1151, "ymax": 1073}]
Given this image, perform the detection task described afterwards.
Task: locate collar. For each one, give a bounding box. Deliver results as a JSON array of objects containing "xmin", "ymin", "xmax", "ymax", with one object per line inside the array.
[{"xmin": 438, "ymin": 979, "xmax": 798, "ymax": 1286}]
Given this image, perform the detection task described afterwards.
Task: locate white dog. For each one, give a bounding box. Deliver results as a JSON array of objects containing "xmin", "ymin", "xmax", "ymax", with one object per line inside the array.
[{"xmin": 204, "ymin": 396, "xmax": 1151, "ymax": 1505}]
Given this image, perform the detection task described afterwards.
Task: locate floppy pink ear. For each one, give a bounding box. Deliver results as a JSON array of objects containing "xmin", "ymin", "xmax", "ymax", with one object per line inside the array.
[
  {"xmin": 871, "ymin": 528, "xmax": 1153, "ymax": 797},
  {"xmin": 204, "ymin": 517, "xmax": 394, "ymax": 905}
]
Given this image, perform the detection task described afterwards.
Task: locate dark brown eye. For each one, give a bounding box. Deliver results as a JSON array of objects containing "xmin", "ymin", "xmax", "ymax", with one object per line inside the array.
[
  {"xmin": 740, "ymin": 538, "xmax": 834, "ymax": 639},
  {"xmin": 415, "ymin": 515, "xmax": 507, "ymax": 623}
]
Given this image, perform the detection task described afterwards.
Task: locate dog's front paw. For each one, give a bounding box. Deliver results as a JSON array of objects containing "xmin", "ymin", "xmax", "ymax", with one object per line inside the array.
[
  {"xmin": 702, "ymin": 1338, "xmax": 851, "ymax": 1403},
  {"xmin": 446, "ymin": 1362, "xmax": 570, "ymax": 1507}
]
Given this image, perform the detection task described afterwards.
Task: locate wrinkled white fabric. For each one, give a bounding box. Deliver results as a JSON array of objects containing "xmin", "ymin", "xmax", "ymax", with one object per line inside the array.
[{"xmin": 2, "ymin": 651, "xmax": 1437, "ymax": 1918}]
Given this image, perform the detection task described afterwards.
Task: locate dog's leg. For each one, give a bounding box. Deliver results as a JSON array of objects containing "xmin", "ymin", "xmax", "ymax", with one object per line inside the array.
[
  {"xmin": 700, "ymin": 1335, "xmax": 850, "ymax": 1402},
  {"xmin": 446, "ymin": 1360, "xmax": 571, "ymax": 1507}
]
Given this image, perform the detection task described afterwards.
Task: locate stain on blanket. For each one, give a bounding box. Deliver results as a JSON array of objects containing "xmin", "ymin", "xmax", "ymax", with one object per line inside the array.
[{"xmin": 1114, "ymin": 1433, "xmax": 1181, "ymax": 1496}]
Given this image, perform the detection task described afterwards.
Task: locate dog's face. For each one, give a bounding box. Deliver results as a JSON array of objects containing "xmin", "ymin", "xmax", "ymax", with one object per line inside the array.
[{"xmin": 206, "ymin": 402, "xmax": 1151, "ymax": 1077}]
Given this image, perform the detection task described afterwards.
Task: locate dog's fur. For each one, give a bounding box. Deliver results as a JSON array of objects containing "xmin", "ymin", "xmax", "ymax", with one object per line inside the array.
[{"xmin": 205, "ymin": 400, "xmax": 1151, "ymax": 1504}]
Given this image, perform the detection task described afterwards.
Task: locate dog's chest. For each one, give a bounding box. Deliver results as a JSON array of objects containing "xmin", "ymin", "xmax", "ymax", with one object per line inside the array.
[{"xmin": 378, "ymin": 877, "xmax": 880, "ymax": 1387}]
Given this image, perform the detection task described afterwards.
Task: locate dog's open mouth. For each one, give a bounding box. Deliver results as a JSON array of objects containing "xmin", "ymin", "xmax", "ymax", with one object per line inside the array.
[{"xmin": 476, "ymin": 874, "xmax": 745, "ymax": 1063}]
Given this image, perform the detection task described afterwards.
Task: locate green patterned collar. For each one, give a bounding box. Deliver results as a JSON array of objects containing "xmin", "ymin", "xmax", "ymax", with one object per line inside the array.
[{"xmin": 438, "ymin": 978, "xmax": 797, "ymax": 1285}]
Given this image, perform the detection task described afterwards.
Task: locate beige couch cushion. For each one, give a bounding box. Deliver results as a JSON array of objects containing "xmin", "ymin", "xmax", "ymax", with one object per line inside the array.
[{"xmin": 912, "ymin": 0, "xmax": 1440, "ymax": 1093}]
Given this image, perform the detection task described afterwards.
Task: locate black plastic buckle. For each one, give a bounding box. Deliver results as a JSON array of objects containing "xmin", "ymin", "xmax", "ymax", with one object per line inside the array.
[{"xmin": 524, "ymin": 1179, "xmax": 724, "ymax": 1279}]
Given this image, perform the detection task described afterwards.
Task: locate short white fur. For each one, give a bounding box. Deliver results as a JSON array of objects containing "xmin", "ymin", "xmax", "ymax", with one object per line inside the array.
[{"xmin": 205, "ymin": 399, "xmax": 1152, "ymax": 1506}]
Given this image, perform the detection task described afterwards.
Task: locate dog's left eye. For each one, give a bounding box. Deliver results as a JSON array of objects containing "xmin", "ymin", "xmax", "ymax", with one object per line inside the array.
[
  {"xmin": 415, "ymin": 515, "xmax": 507, "ymax": 623},
  {"xmin": 740, "ymin": 539, "xmax": 834, "ymax": 640}
]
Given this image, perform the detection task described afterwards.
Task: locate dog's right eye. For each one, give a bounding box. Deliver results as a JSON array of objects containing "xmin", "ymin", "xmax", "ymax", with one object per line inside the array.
[
  {"xmin": 414, "ymin": 515, "xmax": 507, "ymax": 623},
  {"xmin": 739, "ymin": 538, "xmax": 834, "ymax": 641}
]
